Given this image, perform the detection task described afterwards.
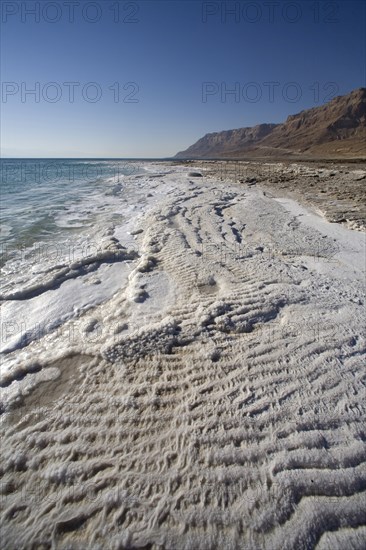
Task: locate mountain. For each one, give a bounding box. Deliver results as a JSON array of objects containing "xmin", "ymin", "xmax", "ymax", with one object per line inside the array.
[
  {"xmin": 175, "ymin": 124, "xmax": 278, "ymax": 158},
  {"xmin": 175, "ymin": 88, "xmax": 366, "ymax": 159}
]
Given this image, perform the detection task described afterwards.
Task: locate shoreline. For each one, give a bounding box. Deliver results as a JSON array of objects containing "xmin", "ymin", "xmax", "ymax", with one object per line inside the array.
[{"xmin": 1, "ymin": 163, "xmax": 365, "ymax": 549}]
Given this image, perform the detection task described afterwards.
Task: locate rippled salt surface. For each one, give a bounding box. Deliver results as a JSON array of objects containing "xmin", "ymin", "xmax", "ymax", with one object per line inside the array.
[{"xmin": 0, "ymin": 163, "xmax": 365, "ymax": 549}]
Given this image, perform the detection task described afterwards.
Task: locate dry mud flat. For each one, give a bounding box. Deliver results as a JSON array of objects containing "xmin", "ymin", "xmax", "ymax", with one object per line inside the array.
[
  {"xmin": 192, "ymin": 160, "xmax": 366, "ymax": 232},
  {"xmin": 1, "ymin": 167, "xmax": 366, "ymax": 549}
]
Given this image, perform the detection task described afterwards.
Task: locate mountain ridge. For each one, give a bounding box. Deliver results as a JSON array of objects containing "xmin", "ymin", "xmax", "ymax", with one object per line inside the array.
[{"xmin": 175, "ymin": 88, "xmax": 366, "ymax": 159}]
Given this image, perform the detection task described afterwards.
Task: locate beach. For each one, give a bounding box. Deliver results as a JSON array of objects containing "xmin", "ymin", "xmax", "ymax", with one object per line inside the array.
[{"xmin": 1, "ymin": 162, "xmax": 365, "ymax": 549}]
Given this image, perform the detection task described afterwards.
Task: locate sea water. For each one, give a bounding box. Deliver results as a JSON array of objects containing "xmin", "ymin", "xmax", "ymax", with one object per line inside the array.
[
  {"xmin": 0, "ymin": 159, "xmax": 148, "ymax": 263},
  {"xmin": 0, "ymin": 158, "xmax": 171, "ymax": 357}
]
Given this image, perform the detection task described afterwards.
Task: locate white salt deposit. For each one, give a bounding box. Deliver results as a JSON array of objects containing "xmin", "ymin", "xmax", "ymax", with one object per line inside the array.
[{"xmin": 0, "ymin": 163, "xmax": 365, "ymax": 549}]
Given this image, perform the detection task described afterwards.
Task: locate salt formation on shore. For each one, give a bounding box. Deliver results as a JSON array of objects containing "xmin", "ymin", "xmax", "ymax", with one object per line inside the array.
[{"xmin": 1, "ymin": 165, "xmax": 365, "ymax": 549}]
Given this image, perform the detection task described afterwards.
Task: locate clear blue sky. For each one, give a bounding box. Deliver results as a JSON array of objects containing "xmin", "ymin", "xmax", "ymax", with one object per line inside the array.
[{"xmin": 1, "ymin": 0, "xmax": 365, "ymax": 157}]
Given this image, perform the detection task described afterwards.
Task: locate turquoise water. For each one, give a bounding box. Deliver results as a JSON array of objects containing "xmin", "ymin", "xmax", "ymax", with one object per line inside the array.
[{"xmin": 0, "ymin": 159, "xmax": 147, "ymax": 265}]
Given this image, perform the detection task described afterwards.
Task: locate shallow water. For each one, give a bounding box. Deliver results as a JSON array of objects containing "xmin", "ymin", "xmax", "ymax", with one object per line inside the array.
[
  {"xmin": 0, "ymin": 159, "xmax": 147, "ymax": 265},
  {"xmin": 0, "ymin": 159, "xmax": 177, "ymax": 357}
]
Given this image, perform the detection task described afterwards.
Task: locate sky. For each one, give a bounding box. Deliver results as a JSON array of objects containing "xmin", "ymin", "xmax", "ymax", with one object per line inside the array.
[{"xmin": 1, "ymin": 0, "xmax": 365, "ymax": 158}]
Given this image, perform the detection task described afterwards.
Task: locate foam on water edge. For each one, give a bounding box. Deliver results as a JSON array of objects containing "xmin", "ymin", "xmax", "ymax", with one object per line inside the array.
[{"xmin": 0, "ymin": 161, "xmax": 175, "ymax": 369}]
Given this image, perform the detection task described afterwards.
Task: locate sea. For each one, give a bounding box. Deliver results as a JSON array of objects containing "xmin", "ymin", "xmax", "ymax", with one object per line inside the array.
[
  {"xmin": 0, "ymin": 158, "xmax": 174, "ymax": 357},
  {"xmin": 0, "ymin": 159, "xmax": 156, "ymax": 263}
]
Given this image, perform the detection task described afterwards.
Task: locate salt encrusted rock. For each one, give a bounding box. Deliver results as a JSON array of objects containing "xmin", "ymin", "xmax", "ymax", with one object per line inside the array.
[
  {"xmin": 187, "ymin": 172, "xmax": 203, "ymax": 177},
  {"xmin": 246, "ymin": 177, "xmax": 257, "ymax": 185}
]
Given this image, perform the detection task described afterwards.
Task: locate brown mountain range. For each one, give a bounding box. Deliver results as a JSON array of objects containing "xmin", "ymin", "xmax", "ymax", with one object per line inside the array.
[{"xmin": 175, "ymin": 88, "xmax": 366, "ymax": 160}]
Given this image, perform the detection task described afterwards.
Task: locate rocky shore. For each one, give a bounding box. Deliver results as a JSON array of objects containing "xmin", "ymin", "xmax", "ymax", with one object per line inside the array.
[{"xmin": 176, "ymin": 160, "xmax": 366, "ymax": 232}]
